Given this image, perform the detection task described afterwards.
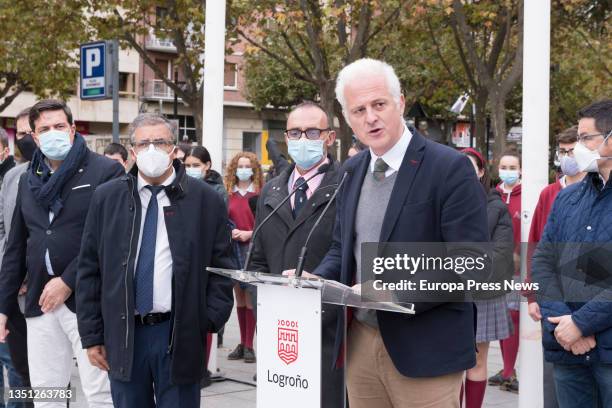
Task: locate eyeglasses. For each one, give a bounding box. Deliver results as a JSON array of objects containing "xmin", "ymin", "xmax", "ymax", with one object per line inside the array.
[
  {"xmin": 284, "ymin": 128, "xmax": 330, "ymax": 140},
  {"xmin": 577, "ymin": 131, "xmax": 611, "ymax": 143},
  {"xmin": 557, "ymin": 147, "xmax": 574, "ymax": 157},
  {"xmin": 132, "ymin": 139, "xmax": 174, "ymax": 152}
]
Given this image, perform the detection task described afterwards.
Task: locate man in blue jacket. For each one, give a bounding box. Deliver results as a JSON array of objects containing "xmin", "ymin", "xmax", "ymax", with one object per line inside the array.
[
  {"xmin": 0, "ymin": 99, "xmax": 123, "ymax": 407},
  {"xmin": 304, "ymin": 59, "xmax": 488, "ymax": 408},
  {"xmin": 532, "ymin": 99, "xmax": 612, "ymax": 407},
  {"xmin": 76, "ymin": 113, "xmax": 234, "ymax": 408}
]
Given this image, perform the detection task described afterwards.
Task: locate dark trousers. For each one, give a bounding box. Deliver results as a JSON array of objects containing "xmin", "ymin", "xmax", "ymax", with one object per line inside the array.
[
  {"xmin": 542, "ymin": 357, "xmax": 558, "ymax": 408},
  {"xmin": 109, "ymin": 320, "xmax": 199, "ymax": 408},
  {"xmin": 6, "ymin": 309, "xmax": 33, "ymax": 408},
  {"xmin": 554, "ymin": 363, "xmax": 611, "ymax": 408},
  {"xmin": 6, "ymin": 310, "xmax": 31, "ymax": 386}
]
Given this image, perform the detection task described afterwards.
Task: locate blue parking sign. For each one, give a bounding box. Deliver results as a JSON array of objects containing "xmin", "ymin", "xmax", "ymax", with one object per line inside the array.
[{"xmin": 80, "ymin": 41, "xmax": 111, "ymax": 100}]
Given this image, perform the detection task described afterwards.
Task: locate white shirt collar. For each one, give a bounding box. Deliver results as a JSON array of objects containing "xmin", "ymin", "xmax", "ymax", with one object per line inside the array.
[
  {"xmin": 137, "ymin": 168, "xmax": 176, "ymax": 192},
  {"xmin": 233, "ymin": 183, "xmax": 255, "ymax": 196},
  {"xmin": 369, "ymin": 124, "xmax": 412, "ymax": 174}
]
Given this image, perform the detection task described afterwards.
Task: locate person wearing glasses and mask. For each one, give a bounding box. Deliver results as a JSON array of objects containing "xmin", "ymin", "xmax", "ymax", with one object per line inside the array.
[
  {"xmin": 249, "ymin": 100, "xmax": 343, "ymax": 406},
  {"xmin": 532, "ymin": 99, "xmax": 612, "ymax": 408},
  {"xmin": 0, "ymin": 99, "xmax": 123, "ymax": 407},
  {"xmin": 0, "ymin": 107, "xmax": 37, "ymax": 406},
  {"xmin": 75, "ymin": 113, "xmax": 234, "ymax": 407}
]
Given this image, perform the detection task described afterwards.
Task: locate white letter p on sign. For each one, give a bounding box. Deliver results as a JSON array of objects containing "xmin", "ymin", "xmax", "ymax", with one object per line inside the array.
[{"xmin": 85, "ymin": 48, "xmax": 101, "ymax": 77}]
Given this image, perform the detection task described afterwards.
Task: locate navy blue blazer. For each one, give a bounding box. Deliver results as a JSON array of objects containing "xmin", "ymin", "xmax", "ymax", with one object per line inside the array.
[
  {"xmin": 314, "ymin": 129, "xmax": 489, "ymax": 377},
  {"xmin": 0, "ymin": 150, "xmax": 124, "ymax": 318}
]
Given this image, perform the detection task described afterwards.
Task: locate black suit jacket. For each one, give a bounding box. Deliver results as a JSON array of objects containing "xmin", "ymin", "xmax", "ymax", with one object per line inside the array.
[
  {"xmin": 314, "ymin": 129, "xmax": 489, "ymax": 377},
  {"xmin": 76, "ymin": 161, "xmax": 234, "ymax": 383},
  {"xmin": 250, "ymin": 156, "xmax": 340, "ymax": 276},
  {"xmin": 0, "ymin": 150, "xmax": 124, "ymax": 317},
  {"xmin": 250, "ymin": 156, "xmax": 344, "ymax": 407}
]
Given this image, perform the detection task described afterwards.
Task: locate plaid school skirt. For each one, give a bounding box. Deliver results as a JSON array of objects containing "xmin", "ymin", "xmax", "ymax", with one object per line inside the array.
[{"xmin": 474, "ymin": 295, "xmax": 513, "ymax": 343}]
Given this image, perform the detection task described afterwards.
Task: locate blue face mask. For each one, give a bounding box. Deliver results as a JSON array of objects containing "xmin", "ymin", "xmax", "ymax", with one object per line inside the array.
[
  {"xmin": 559, "ymin": 155, "xmax": 580, "ymax": 177},
  {"xmin": 499, "ymin": 169, "xmax": 520, "ymax": 185},
  {"xmin": 287, "ymin": 139, "xmax": 324, "ymax": 170},
  {"xmin": 185, "ymin": 167, "xmax": 203, "ymax": 179},
  {"xmin": 236, "ymin": 167, "xmax": 253, "ymax": 181},
  {"xmin": 39, "ymin": 130, "xmax": 72, "ymax": 161}
]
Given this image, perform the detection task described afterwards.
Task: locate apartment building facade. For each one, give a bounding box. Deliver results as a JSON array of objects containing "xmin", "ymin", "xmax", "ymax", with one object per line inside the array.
[{"xmin": 1, "ymin": 11, "xmax": 286, "ymax": 169}]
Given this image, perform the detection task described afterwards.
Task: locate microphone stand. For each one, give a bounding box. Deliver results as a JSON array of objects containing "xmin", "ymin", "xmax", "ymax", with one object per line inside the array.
[
  {"xmin": 295, "ymin": 169, "xmax": 351, "ymax": 278},
  {"xmin": 242, "ymin": 164, "xmax": 330, "ymax": 271}
]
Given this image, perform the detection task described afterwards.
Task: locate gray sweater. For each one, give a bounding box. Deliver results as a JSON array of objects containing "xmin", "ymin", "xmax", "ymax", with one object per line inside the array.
[
  {"xmin": 0, "ymin": 162, "xmax": 29, "ymax": 268},
  {"xmin": 353, "ymin": 170, "xmax": 397, "ymax": 327}
]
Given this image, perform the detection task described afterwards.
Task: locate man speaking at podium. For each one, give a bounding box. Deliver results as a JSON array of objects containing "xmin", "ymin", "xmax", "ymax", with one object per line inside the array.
[
  {"xmin": 250, "ymin": 101, "xmax": 344, "ymax": 407},
  {"xmin": 311, "ymin": 59, "xmax": 489, "ymax": 408}
]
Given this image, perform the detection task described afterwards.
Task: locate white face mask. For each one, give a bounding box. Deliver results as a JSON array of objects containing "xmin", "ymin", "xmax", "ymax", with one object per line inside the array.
[
  {"xmin": 573, "ymin": 132, "xmax": 611, "ymax": 173},
  {"xmin": 136, "ymin": 144, "xmax": 172, "ymax": 178}
]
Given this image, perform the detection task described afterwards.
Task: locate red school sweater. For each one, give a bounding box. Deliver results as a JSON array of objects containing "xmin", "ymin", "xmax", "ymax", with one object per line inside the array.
[
  {"xmin": 525, "ymin": 179, "xmax": 563, "ymax": 302},
  {"xmin": 228, "ymin": 191, "xmax": 258, "ymax": 234}
]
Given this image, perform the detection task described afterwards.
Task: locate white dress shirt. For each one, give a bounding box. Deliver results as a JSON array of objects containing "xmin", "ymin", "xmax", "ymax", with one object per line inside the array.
[
  {"xmin": 45, "ymin": 212, "xmax": 55, "ymax": 275},
  {"xmin": 369, "ymin": 124, "xmax": 413, "ymax": 177},
  {"xmin": 233, "ymin": 183, "xmax": 255, "ymax": 196},
  {"xmin": 134, "ymin": 169, "xmax": 176, "ymax": 313}
]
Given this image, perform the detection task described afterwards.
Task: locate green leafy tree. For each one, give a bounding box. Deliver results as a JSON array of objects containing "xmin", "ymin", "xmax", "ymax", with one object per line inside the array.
[
  {"xmin": 549, "ymin": 0, "xmax": 611, "ymax": 135},
  {"xmin": 232, "ymin": 0, "xmax": 411, "ymax": 158},
  {"xmin": 0, "ymin": 0, "xmax": 87, "ymax": 112}
]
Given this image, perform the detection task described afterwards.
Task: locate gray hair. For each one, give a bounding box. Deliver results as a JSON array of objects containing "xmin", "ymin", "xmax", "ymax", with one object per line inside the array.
[
  {"xmin": 335, "ymin": 58, "xmax": 402, "ymax": 122},
  {"xmin": 128, "ymin": 113, "xmax": 177, "ymax": 144}
]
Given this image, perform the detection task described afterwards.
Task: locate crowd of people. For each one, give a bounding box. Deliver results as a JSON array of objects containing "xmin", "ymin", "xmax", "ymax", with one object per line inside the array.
[{"xmin": 0, "ymin": 57, "xmax": 607, "ymax": 408}]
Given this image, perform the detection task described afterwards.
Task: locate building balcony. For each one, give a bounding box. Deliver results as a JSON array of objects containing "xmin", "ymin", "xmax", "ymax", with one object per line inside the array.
[
  {"xmin": 142, "ymin": 79, "xmax": 177, "ymax": 100},
  {"xmin": 144, "ymin": 35, "xmax": 177, "ymax": 53}
]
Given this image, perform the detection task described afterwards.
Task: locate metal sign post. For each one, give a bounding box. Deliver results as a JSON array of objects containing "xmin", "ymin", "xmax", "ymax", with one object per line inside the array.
[{"xmin": 111, "ymin": 39, "xmax": 120, "ymax": 143}]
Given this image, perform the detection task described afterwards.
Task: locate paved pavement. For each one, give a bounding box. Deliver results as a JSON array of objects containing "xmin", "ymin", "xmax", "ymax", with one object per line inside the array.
[{"xmin": 66, "ymin": 308, "xmax": 518, "ymax": 407}]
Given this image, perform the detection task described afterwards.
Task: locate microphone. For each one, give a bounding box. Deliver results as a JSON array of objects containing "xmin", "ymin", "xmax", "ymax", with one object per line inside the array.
[
  {"xmin": 295, "ymin": 167, "xmax": 352, "ymax": 278},
  {"xmin": 242, "ymin": 163, "xmax": 331, "ymax": 270}
]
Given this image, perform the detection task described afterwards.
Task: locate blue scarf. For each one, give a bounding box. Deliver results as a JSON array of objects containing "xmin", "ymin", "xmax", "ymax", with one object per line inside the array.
[{"xmin": 28, "ymin": 133, "xmax": 89, "ymax": 216}]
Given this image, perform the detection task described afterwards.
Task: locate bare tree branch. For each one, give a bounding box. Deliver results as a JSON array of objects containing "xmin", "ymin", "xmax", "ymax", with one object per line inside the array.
[
  {"xmin": 300, "ymin": 0, "xmax": 331, "ymax": 81},
  {"xmin": 498, "ymin": 0, "xmax": 523, "ymax": 99},
  {"xmin": 0, "ymin": 86, "xmax": 24, "ymax": 113},
  {"xmin": 363, "ymin": 0, "xmax": 410, "ymax": 47},
  {"xmin": 112, "ymin": 9, "xmax": 191, "ymax": 102},
  {"xmin": 236, "ymin": 28, "xmax": 317, "ymax": 84},
  {"xmin": 425, "ymin": 16, "xmax": 466, "ymax": 89},
  {"xmin": 0, "ymin": 75, "xmax": 18, "ymax": 100},
  {"xmin": 485, "ymin": 6, "xmax": 510, "ymax": 77},
  {"xmin": 334, "ymin": 0, "xmax": 349, "ymax": 55},
  {"xmin": 451, "ymin": 0, "xmax": 492, "ymax": 88},
  {"xmin": 167, "ymin": 1, "xmax": 198, "ymax": 97},
  {"xmin": 280, "ymin": 31, "xmax": 314, "ymax": 79},
  {"xmin": 449, "ymin": 16, "xmax": 479, "ymax": 91},
  {"xmin": 348, "ymin": 1, "xmax": 373, "ymax": 61},
  {"xmin": 295, "ymin": 32, "xmax": 316, "ymax": 67}
]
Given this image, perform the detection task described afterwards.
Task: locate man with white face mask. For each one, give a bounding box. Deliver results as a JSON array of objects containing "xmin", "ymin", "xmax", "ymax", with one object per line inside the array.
[
  {"xmin": 0, "ymin": 99, "xmax": 123, "ymax": 407},
  {"xmin": 76, "ymin": 113, "xmax": 234, "ymax": 407},
  {"xmin": 532, "ymin": 99, "xmax": 612, "ymax": 408}
]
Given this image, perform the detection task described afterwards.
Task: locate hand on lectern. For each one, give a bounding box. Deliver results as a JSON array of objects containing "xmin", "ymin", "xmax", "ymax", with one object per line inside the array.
[{"xmin": 282, "ymin": 269, "xmax": 319, "ymax": 280}]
